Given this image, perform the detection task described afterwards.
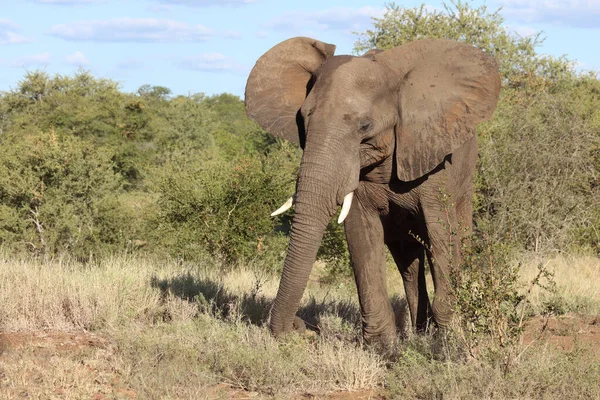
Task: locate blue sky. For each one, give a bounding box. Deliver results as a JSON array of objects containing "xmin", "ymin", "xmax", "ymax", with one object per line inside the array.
[{"xmin": 1, "ymin": 0, "xmax": 599, "ymax": 97}]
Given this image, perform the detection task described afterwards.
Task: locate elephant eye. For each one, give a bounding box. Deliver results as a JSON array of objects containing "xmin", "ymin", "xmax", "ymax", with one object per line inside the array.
[{"xmin": 358, "ymin": 119, "xmax": 372, "ymax": 133}]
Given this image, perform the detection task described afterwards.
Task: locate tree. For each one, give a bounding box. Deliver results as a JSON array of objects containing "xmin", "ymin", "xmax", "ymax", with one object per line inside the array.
[
  {"xmin": 354, "ymin": 1, "xmax": 574, "ymax": 90},
  {"xmin": 137, "ymin": 84, "xmax": 172, "ymax": 100}
]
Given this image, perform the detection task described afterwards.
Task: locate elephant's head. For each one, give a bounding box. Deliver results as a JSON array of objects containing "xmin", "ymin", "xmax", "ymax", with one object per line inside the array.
[{"xmin": 245, "ymin": 37, "xmax": 500, "ymax": 336}]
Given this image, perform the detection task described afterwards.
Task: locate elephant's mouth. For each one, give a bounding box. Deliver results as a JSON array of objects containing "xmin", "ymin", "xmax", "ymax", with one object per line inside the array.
[{"xmin": 271, "ymin": 191, "xmax": 354, "ymax": 223}]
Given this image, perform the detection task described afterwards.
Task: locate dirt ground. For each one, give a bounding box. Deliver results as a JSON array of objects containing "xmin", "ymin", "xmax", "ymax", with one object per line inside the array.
[
  {"xmin": 1, "ymin": 315, "xmax": 599, "ymax": 399},
  {"xmin": 522, "ymin": 314, "xmax": 600, "ymax": 352},
  {"xmin": 0, "ymin": 331, "xmax": 381, "ymax": 399}
]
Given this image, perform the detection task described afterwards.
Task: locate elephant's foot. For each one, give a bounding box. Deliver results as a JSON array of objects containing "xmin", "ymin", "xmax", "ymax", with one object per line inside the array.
[
  {"xmin": 431, "ymin": 296, "xmax": 453, "ymax": 328},
  {"xmin": 414, "ymin": 310, "xmax": 434, "ymax": 334},
  {"xmin": 362, "ymin": 322, "xmax": 398, "ymax": 352},
  {"xmin": 292, "ymin": 316, "xmax": 307, "ymax": 334},
  {"xmin": 363, "ymin": 332, "xmax": 399, "ymax": 358},
  {"xmin": 430, "ymin": 325, "xmax": 466, "ymax": 361},
  {"xmin": 270, "ymin": 315, "xmax": 307, "ymax": 338}
]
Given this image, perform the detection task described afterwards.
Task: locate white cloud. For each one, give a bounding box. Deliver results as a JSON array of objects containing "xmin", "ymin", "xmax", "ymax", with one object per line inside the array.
[
  {"xmin": 0, "ymin": 19, "xmax": 30, "ymax": 44},
  {"xmin": 179, "ymin": 53, "xmax": 243, "ymax": 73},
  {"xmin": 65, "ymin": 51, "xmax": 90, "ymax": 66},
  {"xmin": 156, "ymin": 0, "xmax": 254, "ymax": 6},
  {"xmin": 49, "ymin": 18, "xmax": 214, "ymax": 42},
  {"xmin": 501, "ymin": 0, "xmax": 600, "ymax": 28},
  {"xmin": 11, "ymin": 53, "xmax": 51, "ymax": 68},
  {"xmin": 266, "ymin": 6, "xmax": 384, "ymax": 33}
]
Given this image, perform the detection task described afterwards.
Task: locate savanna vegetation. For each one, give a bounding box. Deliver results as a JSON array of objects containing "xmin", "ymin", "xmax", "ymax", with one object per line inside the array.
[{"xmin": 1, "ymin": 1, "xmax": 600, "ymax": 398}]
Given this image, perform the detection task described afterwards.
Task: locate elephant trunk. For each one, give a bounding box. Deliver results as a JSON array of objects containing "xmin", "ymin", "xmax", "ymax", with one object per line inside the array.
[{"xmin": 269, "ymin": 156, "xmax": 341, "ymax": 336}]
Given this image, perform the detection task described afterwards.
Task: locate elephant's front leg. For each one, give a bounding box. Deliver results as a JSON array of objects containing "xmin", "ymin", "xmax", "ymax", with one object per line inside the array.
[{"xmin": 344, "ymin": 197, "xmax": 396, "ymax": 344}]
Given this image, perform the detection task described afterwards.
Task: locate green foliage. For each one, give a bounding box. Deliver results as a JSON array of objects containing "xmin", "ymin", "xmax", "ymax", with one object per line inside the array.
[
  {"xmin": 137, "ymin": 84, "xmax": 172, "ymax": 100},
  {"xmin": 450, "ymin": 233, "xmax": 557, "ymax": 369},
  {"xmin": 150, "ymin": 143, "xmax": 298, "ymax": 266},
  {"xmin": 318, "ymin": 220, "xmax": 351, "ymax": 279},
  {"xmin": 0, "ymin": 130, "xmax": 126, "ymax": 257},
  {"xmin": 0, "ymin": 71, "xmax": 300, "ymax": 266},
  {"xmin": 2, "ymin": 70, "xmax": 132, "ymax": 140},
  {"xmin": 147, "ymin": 93, "xmax": 216, "ymax": 155},
  {"xmin": 2, "ymin": 0, "xmax": 599, "ymax": 275},
  {"xmin": 476, "ymin": 78, "xmax": 600, "ymax": 252}
]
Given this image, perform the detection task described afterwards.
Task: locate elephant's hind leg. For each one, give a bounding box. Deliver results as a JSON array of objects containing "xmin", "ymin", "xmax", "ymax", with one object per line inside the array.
[
  {"xmin": 388, "ymin": 241, "xmax": 432, "ymax": 333},
  {"xmin": 422, "ymin": 203, "xmax": 461, "ymax": 329}
]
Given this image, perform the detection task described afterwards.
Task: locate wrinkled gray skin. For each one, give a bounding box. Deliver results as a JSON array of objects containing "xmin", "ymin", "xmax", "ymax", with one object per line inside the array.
[{"xmin": 245, "ymin": 37, "xmax": 501, "ymax": 344}]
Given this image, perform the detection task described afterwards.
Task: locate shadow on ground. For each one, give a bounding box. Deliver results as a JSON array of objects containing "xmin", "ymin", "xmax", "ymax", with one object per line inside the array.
[
  {"xmin": 151, "ymin": 272, "xmax": 271, "ymax": 325},
  {"xmin": 150, "ymin": 272, "xmax": 409, "ymax": 334}
]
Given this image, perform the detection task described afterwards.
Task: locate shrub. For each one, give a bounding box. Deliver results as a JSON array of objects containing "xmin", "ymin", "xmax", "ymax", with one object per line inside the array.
[
  {"xmin": 318, "ymin": 220, "xmax": 352, "ymax": 279},
  {"xmin": 476, "ymin": 78, "xmax": 600, "ymax": 251},
  {"xmin": 1, "ymin": 70, "xmax": 130, "ymax": 140},
  {"xmin": 0, "ymin": 72, "xmax": 300, "ymax": 264},
  {"xmin": 151, "ymin": 143, "xmax": 298, "ymax": 266},
  {"xmin": 0, "ymin": 130, "xmax": 127, "ymax": 257},
  {"xmin": 450, "ymin": 232, "xmax": 556, "ymax": 368}
]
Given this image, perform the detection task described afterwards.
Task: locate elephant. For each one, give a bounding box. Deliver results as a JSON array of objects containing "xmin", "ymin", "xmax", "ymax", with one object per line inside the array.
[{"xmin": 244, "ymin": 37, "xmax": 501, "ymax": 344}]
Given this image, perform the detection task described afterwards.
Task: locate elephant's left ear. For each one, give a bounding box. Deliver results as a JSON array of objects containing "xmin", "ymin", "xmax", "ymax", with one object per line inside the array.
[{"xmin": 374, "ymin": 39, "xmax": 501, "ymax": 182}]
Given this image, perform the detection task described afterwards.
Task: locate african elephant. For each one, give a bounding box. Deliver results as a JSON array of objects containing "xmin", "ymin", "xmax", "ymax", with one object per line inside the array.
[{"xmin": 245, "ymin": 37, "xmax": 500, "ymax": 344}]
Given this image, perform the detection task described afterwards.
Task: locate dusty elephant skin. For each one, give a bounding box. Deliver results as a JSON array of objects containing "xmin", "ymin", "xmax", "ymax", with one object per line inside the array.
[{"xmin": 245, "ymin": 37, "xmax": 501, "ymax": 344}]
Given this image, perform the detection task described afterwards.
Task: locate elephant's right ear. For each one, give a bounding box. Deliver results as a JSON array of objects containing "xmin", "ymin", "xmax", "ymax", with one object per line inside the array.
[{"xmin": 245, "ymin": 37, "xmax": 336, "ymax": 147}]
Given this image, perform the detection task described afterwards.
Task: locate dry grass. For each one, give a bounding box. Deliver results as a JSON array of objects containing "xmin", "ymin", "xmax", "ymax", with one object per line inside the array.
[
  {"xmin": 0, "ymin": 331, "xmax": 132, "ymax": 399},
  {"xmin": 1, "ymin": 252, "xmax": 599, "ymax": 399},
  {"xmin": 519, "ymin": 254, "xmax": 600, "ymax": 315},
  {"xmin": 0, "ymin": 253, "xmax": 385, "ymax": 398}
]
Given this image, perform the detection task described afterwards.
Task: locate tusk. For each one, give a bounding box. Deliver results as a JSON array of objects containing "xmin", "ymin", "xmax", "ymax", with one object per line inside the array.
[
  {"xmin": 270, "ymin": 195, "xmax": 295, "ymax": 217},
  {"xmin": 337, "ymin": 192, "xmax": 354, "ymax": 224}
]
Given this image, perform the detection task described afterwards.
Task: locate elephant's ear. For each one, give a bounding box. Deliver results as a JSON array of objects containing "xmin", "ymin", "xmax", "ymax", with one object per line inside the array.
[
  {"xmin": 374, "ymin": 39, "xmax": 500, "ymax": 181},
  {"xmin": 245, "ymin": 37, "xmax": 336, "ymax": 147}
]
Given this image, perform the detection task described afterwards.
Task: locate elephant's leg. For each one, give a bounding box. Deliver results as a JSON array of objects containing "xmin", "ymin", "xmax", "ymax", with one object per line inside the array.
[
  {"xmin": 455, "ymin": 197, "xmax": 473, "ymax": 237},
  {"xmin": 422, "ymin": 204, "xmax": 461, "ymax": 328},
  {"xmin": 345, "ymin": 201, "xmax": 396, "ymax": 344},
  {"xmin": 387, "ymin": 241, "xmax": 431, "ymax": 333}
]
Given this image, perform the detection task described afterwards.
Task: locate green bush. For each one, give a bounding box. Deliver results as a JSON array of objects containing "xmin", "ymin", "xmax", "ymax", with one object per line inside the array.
[
  {"xmin": 148, "ymin": 93, "xmax": 216, "ymax": 156},
  {"xmin": 0, "ymin": 130, "xmax": 127, "ymax": 257},
  {"xmin": 0, "ymin": 70, "xmax": 154, "ymax": 188},
  {"xmin": 476, "ymin": 78, "xmax": 600, "ymax": 251},
  {"xmin": 150, "ymin": 143, "xmax": 298, "ymax": 266},
  {"xmin": 1, "ymin": 70, "xmax": 131, "ymax": 140},
  {"xmin": 318, "ymin": 220, "xmax": 351, "ymax": 279},
  {"xmin": 0, "ymin": 72, "xmax": 302, "ymax": 266}
]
